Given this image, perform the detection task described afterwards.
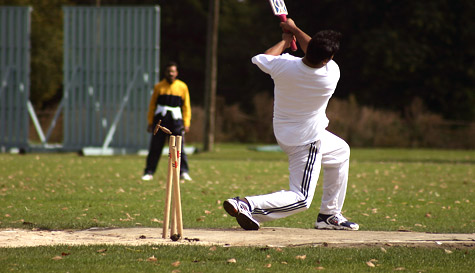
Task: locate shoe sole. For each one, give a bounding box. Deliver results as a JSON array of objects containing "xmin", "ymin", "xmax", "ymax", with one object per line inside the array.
[
  {"xmin": 236, "ymin": 213, "xmax": 259, "ymax": 230},
  {"xmin": 223, "ymin": 200, "xmax": 259, "ymax": 230},
  {"xmin": 315, "ymin": 222, "xmax": 359, "ymax": 231},
  {"xmin": 223, "ymin": 201, "xmax": 239, "ymax": 217}
]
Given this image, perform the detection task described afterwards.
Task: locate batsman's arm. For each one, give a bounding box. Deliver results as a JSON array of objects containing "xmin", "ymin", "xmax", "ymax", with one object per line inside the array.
[
  {"xmin": 264, "ymin": 33, "xmax": 295, "ymax": 56},
  {"xmin": 280, "ymin": 18, "xmax": 311, "ymax": 53},
  {"xmin": 147, "ymin": 84, "xmax": 160, "ymax": 132}
]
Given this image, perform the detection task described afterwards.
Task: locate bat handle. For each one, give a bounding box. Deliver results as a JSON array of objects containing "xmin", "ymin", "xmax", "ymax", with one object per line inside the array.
[{"xmin": 278, "ymin": 14, "xmax": 297, "ymax": 51}]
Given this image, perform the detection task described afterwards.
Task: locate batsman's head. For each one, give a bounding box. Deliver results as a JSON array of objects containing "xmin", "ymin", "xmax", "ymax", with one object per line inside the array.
[
  {"xmin": 164, "ymin": 61, "xmax": 179, "ymax": 83},
  {"xmin": 305, "ymin": 30, "xmax": 342, "ymax": 66}
]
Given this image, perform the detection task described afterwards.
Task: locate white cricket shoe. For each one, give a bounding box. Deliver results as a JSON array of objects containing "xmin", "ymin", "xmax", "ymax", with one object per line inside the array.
[
  {"xmin": 315, "ymin": 213, "xmax": 359, "ymax": 230},
  {"xmin": 141, "ymin": 174, "xmax": 153, "ymax": 181},
  {"xmin": 223, "ymin": 197, "xmax": 260, "ymax": 230},
  {"xmin": 180, "ymin": 172, "xmax": 192, "ymax": 181}
]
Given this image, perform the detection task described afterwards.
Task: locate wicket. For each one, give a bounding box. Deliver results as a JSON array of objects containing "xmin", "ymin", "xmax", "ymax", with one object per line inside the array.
[
  {"xmin": 162, "ymin": 135, "xmax": 183, "ymax": 241},
  {"xmin": 153, "ymin": 120, "xmax": 183, "ymax": 241}
]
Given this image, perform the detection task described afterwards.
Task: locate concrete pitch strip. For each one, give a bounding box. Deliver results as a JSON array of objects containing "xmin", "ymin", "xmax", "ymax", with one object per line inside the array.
[{"xmin": 1, "ymin": 228, "xmax": 474, "ymax": 248}]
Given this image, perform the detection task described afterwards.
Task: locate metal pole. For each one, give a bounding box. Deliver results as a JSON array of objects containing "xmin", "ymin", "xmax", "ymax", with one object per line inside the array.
[
  {"xmin": 45, "ymin": 66, "xmax": 81, "ymax": 143},
  {"xmin": 27, "ymin": 101, "xmax": 46, "ymax": 144},
  {"xmin": 101, "ymin": 66, "xmax": 142, "ymax": 150}
]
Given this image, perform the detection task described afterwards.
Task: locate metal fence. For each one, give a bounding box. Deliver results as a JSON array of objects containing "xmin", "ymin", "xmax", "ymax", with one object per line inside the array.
[
  {"xmin": 0, "ymin": 6, "xmax": 31, "ymax": 152},
  {"xmin": 62, "ymin": 6, "xmax": 160, "ymax": 151}
]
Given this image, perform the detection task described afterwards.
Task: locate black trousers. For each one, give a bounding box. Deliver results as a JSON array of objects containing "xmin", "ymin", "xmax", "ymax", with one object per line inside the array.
[{"xmin": 144, "ymin": 113, "xmax": 189, "ymax": 175}]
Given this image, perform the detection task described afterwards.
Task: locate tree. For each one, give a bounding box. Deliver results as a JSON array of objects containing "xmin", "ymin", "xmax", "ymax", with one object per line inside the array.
[
  {"xmin": 2, "ymin": 0, "xmax": 473, "ymax": 121},
  {"xmin": 203, "ymin": 0, "xmax": 219, "ymax": 151}
]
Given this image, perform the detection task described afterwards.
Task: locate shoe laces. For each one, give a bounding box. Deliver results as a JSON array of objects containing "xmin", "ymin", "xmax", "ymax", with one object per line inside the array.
[
  {"xmin": 238, "ymin": 202, "xmax": 249, "ymax": 212},
  {"xmin": 332, "ymin": 213, "xmax": 348, "ymax": 224}
]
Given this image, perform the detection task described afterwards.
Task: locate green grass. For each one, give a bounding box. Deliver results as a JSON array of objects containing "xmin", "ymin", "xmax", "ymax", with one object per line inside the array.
[
  {"xmin": 1, "ymin": 145, "xmax": 474, "ymax": 272},
  {"xmin": 1, "ymin": 145, "xmax": 473, "ymax": 232},
  {"xmin": 0, "ymin": 244, "xmax": 473, "ymax": 273}
]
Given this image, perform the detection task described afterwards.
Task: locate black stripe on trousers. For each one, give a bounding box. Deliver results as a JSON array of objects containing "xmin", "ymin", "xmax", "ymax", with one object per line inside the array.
[{"xmin": 253, "ymin": 142, "xmax": 318, "ymax": 216}]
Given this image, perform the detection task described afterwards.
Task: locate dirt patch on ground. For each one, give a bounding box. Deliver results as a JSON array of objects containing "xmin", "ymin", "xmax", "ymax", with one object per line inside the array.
[{"xmin": 1, "ymin": 227, "xmax": 474, "ymax": 248}]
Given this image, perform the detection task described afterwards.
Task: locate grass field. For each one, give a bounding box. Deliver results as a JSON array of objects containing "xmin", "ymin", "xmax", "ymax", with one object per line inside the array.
[{"xmin": 0, "ymin": 145, "xmax": 474, "ymax": 272}]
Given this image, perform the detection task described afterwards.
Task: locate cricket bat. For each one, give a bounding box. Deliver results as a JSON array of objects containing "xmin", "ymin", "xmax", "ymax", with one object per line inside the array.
[{"xmin": 268, "ymin": 0, "xmax": 297, "ymax": 51}]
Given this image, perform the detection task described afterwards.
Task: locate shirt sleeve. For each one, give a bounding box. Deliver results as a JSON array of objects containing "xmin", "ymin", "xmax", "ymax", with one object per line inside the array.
[
  {"xmin": 252, "ymin": 53, "xmax": 296, "ymax": 75},
  {"xmin": 251, "ymin": 54, "xmax": 278, "ymax": 74},
  {"xmin": 147, "ymin": 84, "xmax": 160, "ymax": 126},
  {"xmin": 181, "ymin": 84, "xmax": 192, "ymax": 128}
]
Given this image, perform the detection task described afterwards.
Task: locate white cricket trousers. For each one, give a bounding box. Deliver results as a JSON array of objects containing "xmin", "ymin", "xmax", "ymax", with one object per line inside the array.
[{"xmin": 246, "ymin": 130, "xmax": 350, "ymax": 223}]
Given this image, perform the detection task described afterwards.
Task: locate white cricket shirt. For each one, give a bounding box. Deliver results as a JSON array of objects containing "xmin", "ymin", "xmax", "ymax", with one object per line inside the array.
[{"xmin": 252, "ymin": 53, "xmax": 340, "ymax": 146}]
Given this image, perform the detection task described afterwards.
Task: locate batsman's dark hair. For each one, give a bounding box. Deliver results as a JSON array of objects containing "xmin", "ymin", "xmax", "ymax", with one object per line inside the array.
[
  {"xmin": 165, "ymin": 61, "xmax": 178, "ymax": 69},
  {"xmin": 306, "ymin": 30, "xmax": 342, "ymax": 65}
]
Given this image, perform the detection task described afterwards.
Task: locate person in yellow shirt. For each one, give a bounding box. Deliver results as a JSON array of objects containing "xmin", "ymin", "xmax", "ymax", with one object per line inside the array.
[{"xmin": 142, "ymin": 62, "xmax": 192, "ymax": 181}]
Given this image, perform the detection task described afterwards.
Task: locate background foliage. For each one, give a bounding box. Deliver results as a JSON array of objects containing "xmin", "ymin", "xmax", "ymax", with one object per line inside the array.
[{"xmin": 1, "ymin": 0, "xmax": 474, "ymax": 143}]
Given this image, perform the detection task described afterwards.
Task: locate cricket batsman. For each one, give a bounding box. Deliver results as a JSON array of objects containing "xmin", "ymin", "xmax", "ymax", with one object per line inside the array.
[{"xmin": 223, "ymin": 18, "xmax": 359, "ymax": 231}]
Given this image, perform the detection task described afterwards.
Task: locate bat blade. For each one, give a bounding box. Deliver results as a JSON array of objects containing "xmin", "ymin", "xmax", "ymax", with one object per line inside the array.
[
  {"xmin": 268, "ymin": 0, "xmax": 297, "ymax": 51},
  {"xmin": 268, "ymin": 0, "xmax": 288, "ymax": 15}
]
